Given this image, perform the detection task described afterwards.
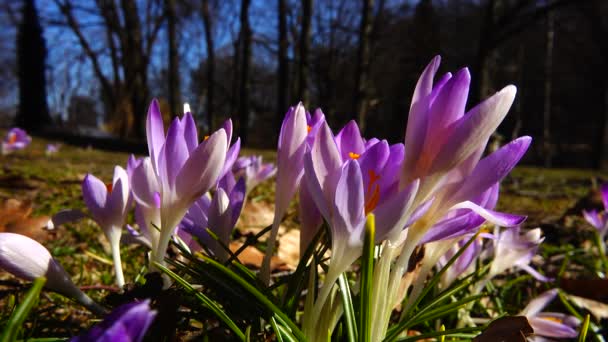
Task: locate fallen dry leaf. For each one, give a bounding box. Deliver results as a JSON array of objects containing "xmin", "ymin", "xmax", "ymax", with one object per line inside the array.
[
  {"xmin": 472, "ymin": 316, "xmax": 533, "ymax": 342},
  {"xmin": 277, "ymin": 229, "xmax": 300, "ymax": 270},
  {"xmin": 0, "ymin": 198, "xmax": 50, "ymax": 241},
  {"xmin": 567, "ymin": 294, "xmax": 608, "ymax": 320},
  {"xmin": 229, "ymin": 242, "xmax": 289, "ymax": 272}
]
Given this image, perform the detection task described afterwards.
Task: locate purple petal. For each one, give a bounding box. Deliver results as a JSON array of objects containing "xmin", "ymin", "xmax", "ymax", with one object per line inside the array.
[
  {"xmin": 130, "ymin": 158, "xmax": 161, "ymax": 208},
  {"xmin": 528, "ymin": 316, "xmax": 578, "ymax": 338},
  {"xmin": 304, "ymin": 153, "xmax": 331, "ymax": 220},
  {"xmin": 299, "ymin": 179, "xmax": 323, "ymax": 253},
  {"xmin": 335, "ymin": 121, "xmax": 365, "ymax": 161},
  {"xmin": 451, "ymin": 201, "xmax": 526, "ymax": 227},
  {"xmin": 431, "ymin": 85, "xmax": 517, "ymax": 174},
  {"xmin": 82, "ymin": 174, "xmax": 108, "ymax": 223},
  {"xmin": 521, "ymin": 289, "xmax": 558, "ymax": 317},
  {"xmin": 309, "ymin": 121, "xmax": 342, "ymax": 203},
  {"xmin": 582, "ymin": 210, "xmax": 603, "ymax": 230},
  {"xmin": 518, "ymin": 264, "xmax": 554, "ymax": 282},
  {"xmin": 176, "ymin": 129, "xmax": 227, "ymax": 201},
  {"xmin": 426, "ymin": 68, "xmax": 470, "ymax": 134},
  {"xmin": 373, "ymin": 179, "xmax": 419, "ymax": 242},
  {"xmin": 448, "ymin": 136, "xmax": 531, "ymax": 205},
  {"xmin": 420, "ymin": 211, "xmax": 484, "ymax": 244},
  {"xmin": 162, "ymin": 117, "xmax": 189, "ymax": 187},
  {"xmin": 182, "ymin": 112, "xmax": 199, "ymax": 152},
  {"xmin": 601, "ymin": 183, "xmax": 608, "ymax": 210},
  {"xmin": 222, "ymin": 119, "xmax": 233, "ymax": 145},
  {"xmin": 146, "ymin": 99, "xmax": 165, "ymax": 171},
  {"xmin": 333, "ymin": 160, "xmax": 365, "ymax": 246},
  {"xmin": 358, "ymin": 140, "xmax": 390, "ymax": 201},
  {"xmin": 221, "ymin": 138, "xmax": 241, "ymax": 180},
  {"xmin": 229, "ymin": 177, "xmax": 246, "ymax": 226}
]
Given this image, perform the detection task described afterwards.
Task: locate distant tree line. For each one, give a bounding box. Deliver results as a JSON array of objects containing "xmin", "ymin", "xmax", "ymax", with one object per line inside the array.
[{"xmin": 5, "ymin": 0, "xmax": 608, "ymax": 168}]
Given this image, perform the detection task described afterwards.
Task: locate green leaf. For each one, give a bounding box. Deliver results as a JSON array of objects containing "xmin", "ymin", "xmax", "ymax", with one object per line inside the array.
[
  {"xmin": 578, "ymin": 314, "xmax": 590, "ymax": 342},
  {"xmin": 1, "ymin": 277, "xmax": 46, "ymax": 342},
  {"xmin": 154, "ymin": 263, "xmax": 246, "ymax": 341},
  {"xmin": 359, "ymin": 214, "xmax": 375, "ymax": 342},
  {"xmin": 338, "ymin": 274, "xmax": 357, "ymax": 342},
  {"xmin": 394, "ymin": 326, "xmax": 482, "ymax": 342}
]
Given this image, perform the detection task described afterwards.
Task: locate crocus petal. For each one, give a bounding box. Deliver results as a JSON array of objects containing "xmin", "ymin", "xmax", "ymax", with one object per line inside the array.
[
  {"xmin": 518, "ymin": 264, "xmax": 554, "ymax": 282},
  {"xmin": 82, "ymin": 174, "xmax": 108, "ymax": 223},
  {"xmin": 601, "ymin": 183, "xmax": 608, "ymax": 210},
  {"xmin": 309, "ymin": 121, "xmax": 343, "ymax": 204},
  {"xmin": 528, "ymin": 317, "xmax": 578, "ymax": 338},
  {"xmin": 162, "ymin": 117, "xmax": 189, "ymax": 187},
  {"xmin": 373, "ymin": 179, "xmax": 419, "ymax": 242},
  {"xmin": 146, "ymin": 99, "xmax": 165, "ymax": 171},
  {"xmin": 71, "ymin": 300, "xmax": 156, "ymax": 342},
  {"xmin": 106, "ymin": 166, "xmax": 129, "ymax": 222},
  {"xmin": 520, "ymin": 289, "xmax": 557, "ymax": 317},
  {"xmin": 335, "ymin": 121, "xmax": 365, "ymax": 161},
  {"xmin": 222, "ymin": 119, "xmax": 233, "ymax": 145},
  {"xmin": 403, "ymin": 56, "xmax": 441, "ymax": 180},
  {"xmin": 176, "ymin": 129, "xmax": 227, "ymax": 202},
  {"xmin": 450, "ymin": 201, "xmax": 526, "ymax": 227},
  {"xmin": 299, "ymin": 179, "xmax": 323, "ymax": 253},
  {"xmin": 420, "ymin": 211, "xmax": 484, "ymax": 244},
  {"xmin": 431, "ymin": 85, "xmax": 517, "ymax": 174},
  {"xmin": 221, "ymin": 138, "xmax": 241, "ymax": 180},
  {"xmin": 583, "ymin": 210, "xmax": 603, "ymax": 230},
  {"xmin": 304, "ymin": 153, "xmax": 331, "ymax": 220},
  {"xmin": 426, "ymin": 68, "xmax": 470, "ymax": 134},
  {"xmin": 182, "ymin": 112, "xmax": 199, "ymax": 152},
  {"xmin": 447, "ymin": 136, "xmax": 531, "ymax": 205},
  {"xmin": 131, "ymin": 158, "xmax": 161, "ymax": 208},
  {"xmin": 333, "ymin": 160, "xmax": 366, "ymax": 246}
]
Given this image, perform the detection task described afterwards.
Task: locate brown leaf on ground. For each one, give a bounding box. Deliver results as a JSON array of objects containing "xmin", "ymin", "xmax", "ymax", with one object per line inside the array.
[
  {"xmin": 237, "ymin": 201, "xmax": 275, "ymax": 236},
  {"xmin": 229, "ymin": 242, "xmax": 289, "ymax": 272},
  {"xmin": 277, "ymin": 229, "xmax": 300, "ymax": 270},
  {"xmin": 0, "ymin": 198, "xmax": 50, "ymax": 241},
  {"xmin": 472, "ymin": 316, "xmax": 533, "ymax": 342},
  {"xmin": 560, "ymin": 277, "xmax": 608, "ymax": 302},
  {"xmin": 567, "ymin": 294, "xmax": 608, "ymax": 320}
]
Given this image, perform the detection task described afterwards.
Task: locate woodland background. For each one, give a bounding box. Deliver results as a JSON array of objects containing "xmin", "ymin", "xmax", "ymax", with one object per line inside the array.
[{"xmin": 1, "ymin": 0, "xmax": 607, "ymax": 168}]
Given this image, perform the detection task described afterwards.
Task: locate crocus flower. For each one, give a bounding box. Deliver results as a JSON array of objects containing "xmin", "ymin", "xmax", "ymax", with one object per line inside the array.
[
  {"xmin": 180, "ymin": 174, "xmax": 246, "ymax": 261},
  {"xmin": 0, "ymin": 233, "xmax": 105, "ymax": 315},
  {"xmin": 583, "ymin": 183, "xmax": 608, "ymax": 248},
  {"xmin": 82, "ymin": 166, "xmax": 130, "ymax": 288},
  {"xmin": 1, "ymin": 127, "xmax": 31, "ymax": 154},
  {"xmin": 436, "ymin": 235, "xmax": 484, "ymax": 289},
  {"xmin": 232, "ymin": 155, "xmax": 277, "ymax": 194},
  {"xmin": 520, "ymin": 289, "xmax": 579, "ymax": 339},
  {"xmin": 45, "ymin": 143, "xmax": 60, "ymax": 155},
  {"xmin": 489, "ymin": 226, "xmax": 550, "ymax": 282},
  {"xmin": 130, "ymin": 99, "xmax": 227, "ymax": 272},
  {"xmin": 260, "ymin": 103, "xmax": 308, "ymax": 284},
  {"xmin": 71, "ymin": 300, "xmax": 156, "ymax": 342}
]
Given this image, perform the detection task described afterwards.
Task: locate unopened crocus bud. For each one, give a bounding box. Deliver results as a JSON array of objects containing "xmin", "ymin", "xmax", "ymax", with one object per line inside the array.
[
  {"xmin": 71, "ymin": 300, "xmax": 156, "ymax": 342},
  {"xmin": 0, "ymin": 233, "xmax": 105, "ymax": 315}
]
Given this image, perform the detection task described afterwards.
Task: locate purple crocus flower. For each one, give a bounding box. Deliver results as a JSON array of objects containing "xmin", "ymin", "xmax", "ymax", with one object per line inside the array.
[
  {"xmin": 82, "ymin": 166, "xmax": 131, "ymax": 288},
  {"xmin": 45, "ymin": 143, "xmax": 60, "ymax": 155},
  {"xmin": 519, "ymin": 289, "xmax": 580, "ymax": 339},
  {"xmin": 1, "ymin": 127, "xmax": 31, "ymax": 154},
  {"xmin": 583, "ymin": 183, "xmax": 608, "ymax": 251},
  {"xmin": 0, "ymin": 233, "xmax": 105, "ymax": 315},
  {"xmin": 71, "ymin": 300, "xmax": 156, "ymax": 342},
  {"xmin": 489, "ymin": 226, "xmax": 551, "ymax": 282},
  {"xmin": 260, "ymin": 103, "xmax": 308, "ymax": 283},
  {"xmin": 232, "ymin": 155, "xmax": 277, "ymax": 194},
  {"xmin": 436, "ymin": 235, "xmax": 484, "ymax": 289},
  {"xmin": 130, "ymin": 100, "xmax": 227, "ymax": 272},
  {"xmin": 180, "ymin": 174, "xmax": 246, "ymax": 261}
]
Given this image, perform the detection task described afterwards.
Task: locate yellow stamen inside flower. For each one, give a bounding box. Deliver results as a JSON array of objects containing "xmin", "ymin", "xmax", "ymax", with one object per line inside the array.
[
  {"xmin": 541, "ymin": 316, "xmax": 563, "ymax": 323},
  {"xmin": 365, "ymin": 170, "xmax": 381, "ymax": 214},
  {"xmin": 349, "ymin": 152, "xmax": 360, "ymax": 160},
  {"xmin": 204, "ymin": 135, "xmax": 210, "ymax": 141},
  {"xmin": 8, "ymin": 133, "xmax": 16, "ymax": 144},
  {"xmin": 106, "ymin": 183, "xmax": 113, "ymax": 194},
  {"xmin": 307, "ymin": 125, "xmax": 312, "ymax": 133}
]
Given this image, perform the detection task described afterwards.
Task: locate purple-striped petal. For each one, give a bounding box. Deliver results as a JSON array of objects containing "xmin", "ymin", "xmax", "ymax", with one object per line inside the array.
[
  {"xmin": 82, "ymin": 174, "xmax": 108, "ymax": 223},
  {"xmin": 182, "ymin": 112, "xmax": 198, "ymax": 152},
  {"xmin": 131, "ymin": 158, "xmax": 161, "ymax": 208},
  {"xmin": 373, "ymin": 179, "xmax": 419, "ymax": 242},
  {"xmin": 146, "ymin": 99, "xmax": 165, "ymax": 171},
  {"xmin": 162, "ymin": 117, "xmax": 189, "ymax": 187},
  {"xmin": 335, "ymin": 121, "xmax": 365, "ymax": 161},
  {"xmin": 451, "ymin": 201, "xmax": 526, "ymax": 227},
  {"xmin": 333, "ymin": 160, "xmax": 365, "ymax": 246}
]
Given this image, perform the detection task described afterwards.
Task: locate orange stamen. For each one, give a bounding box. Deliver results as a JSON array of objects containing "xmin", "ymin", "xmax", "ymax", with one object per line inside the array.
[
  {"xmin": 364, "ymin": 170, "xmax": 381, "ymax": 214},
  {"xmin": 541, "ymin": 316, "xmax": 563, "ymax": 323},
  {"xmin": 349, "ymin": 152, "xmax": 360, "ymax": 160},
  {"xmin": 106, "ymin": 183, "xmax": 113, "ymax": 194},
  {"xmin": 307, "ymin": 125, "xmax": 312, "ymax": 133},
  {"xmin": 204, "ymin": 135, "xmax": 210, "ymax": 141},
  {"xmin": 8, "ymin": 133, "xmax": 16, "ymax": 144}
]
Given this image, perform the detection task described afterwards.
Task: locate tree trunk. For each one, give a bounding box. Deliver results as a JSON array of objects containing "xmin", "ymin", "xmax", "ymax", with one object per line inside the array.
[
  {"xmin": 165, "ymin": 0, "xmax": 180, "ymax": 117},
  {"xmin": 298, "ymin": 0, "xmax": 312, "ymax": 107},
  {"xmin": 277, "ymin": 0, "xmax": 289, "ymax": 131},
  {"xmin": 202, "ymin": 0, "xmax": 215, "ymax": 131},
  {"xmin": 238, "ymin": 0, "xmax": 252, "ymax": 144},
  {"xmin": 353, "ymin": 0, "xmax": 374, "ymax": 134},
  {"xmin": 542, "ymin": 9, "xmax": 554, "ymax": 167}
]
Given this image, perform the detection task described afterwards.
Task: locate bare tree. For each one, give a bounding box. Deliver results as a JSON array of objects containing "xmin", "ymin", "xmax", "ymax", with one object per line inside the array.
[
  {"xmin": 238, "ymin": 0, "xmax": 252, "ymax": 144},
  {"xmin": 277, "ymin": 0, "xmax": 289, "ymax": 130},
  {"xmin": 353, "ymin": 0, "xmax": 374, "ymax": 133},
  {"xmin": 201, "ymin": 0, "xmax": 215, "ymax": 130},
  {"xmin": 165, "ymin": 0, "xmax": 181, "ymax": 117},
  {"xmin": 298, "ymin": 0, "xmax": 312, "ymax": 107}
]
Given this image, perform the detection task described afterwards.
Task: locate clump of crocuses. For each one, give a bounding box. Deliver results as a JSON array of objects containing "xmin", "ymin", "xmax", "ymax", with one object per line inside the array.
[
  {"xmin": 1, "ymin": 127, "xmax": 31, "ymax": 155},
  {"xmin": 2, "ymin": 55, "xmax": 591, "ymax": 341}
]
